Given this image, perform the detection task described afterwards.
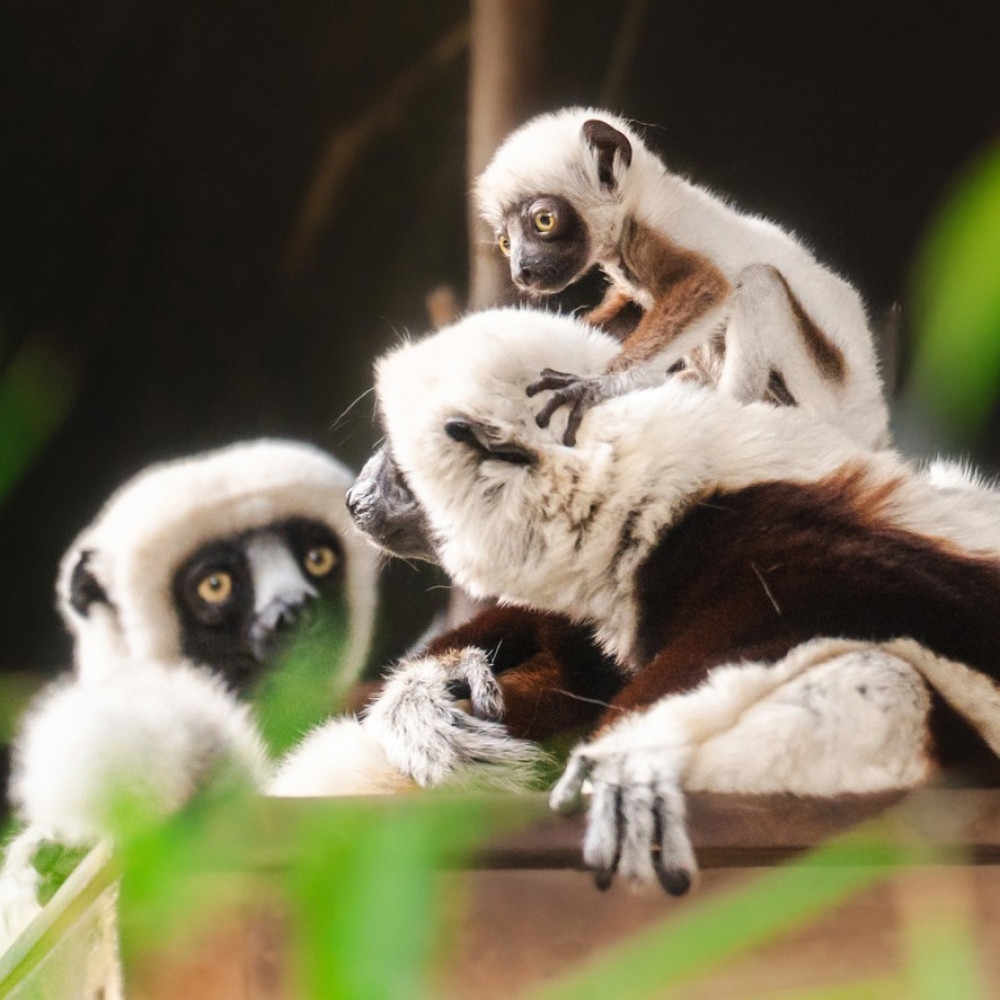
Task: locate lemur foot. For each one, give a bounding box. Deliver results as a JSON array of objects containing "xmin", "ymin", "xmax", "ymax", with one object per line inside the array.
[
  {"xmin": 363, "ymin": 648, "xmax": 545, "ymax": 791},
  {"xmin": 550, "ymin": 742, "xmax": 696, "ymax": 895},
  {"xmin": 526, "ymin": 369, "xmax": 610, "ymax": 446}
]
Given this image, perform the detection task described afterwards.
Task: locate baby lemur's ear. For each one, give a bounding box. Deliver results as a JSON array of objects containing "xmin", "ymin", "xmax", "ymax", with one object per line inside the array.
[
  {"xmin": 582, "ymin": 120, "xmax": 633, "ymax": 190},
  {"xmin": 444, "ymin": 417, "xmax": 536, "ymax": 466}
]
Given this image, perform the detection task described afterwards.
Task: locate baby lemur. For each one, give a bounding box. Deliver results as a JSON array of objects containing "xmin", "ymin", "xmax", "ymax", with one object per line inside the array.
[{"xmin": 477, "ymin": 108, "xmax": 889, "ymax": 448}]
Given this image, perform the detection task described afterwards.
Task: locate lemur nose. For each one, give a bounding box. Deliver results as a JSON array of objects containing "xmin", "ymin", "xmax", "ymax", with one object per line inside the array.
[{"xmin": 516, "ymin": 263, "xmax": 534, "ymax": 284}]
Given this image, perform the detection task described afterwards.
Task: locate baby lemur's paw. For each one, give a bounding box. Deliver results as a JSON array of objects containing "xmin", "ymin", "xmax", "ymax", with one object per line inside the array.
[
  {"xmin": 526, "ymin": 369, "xmax": 611, "ymax": 446},
  {"xmin": 363, "ymin": 648, "xmax": 544, "ymax": 791},
  {"xmin": 550, "ymin": 740, "xmax": 696, "ymax": 895}
]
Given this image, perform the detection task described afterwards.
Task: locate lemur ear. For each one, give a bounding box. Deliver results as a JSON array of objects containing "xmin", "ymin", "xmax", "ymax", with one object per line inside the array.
[
  {"xmin": 582, "ymin": 119, "xmax": 633, "ymax": 190},
  {"xmin": 68, "ymin": 550, "xmax": 110, "ymax": 617},
  {"xmin": 444, "ymin": 417, "xmax": 536, "ymax": 466}
]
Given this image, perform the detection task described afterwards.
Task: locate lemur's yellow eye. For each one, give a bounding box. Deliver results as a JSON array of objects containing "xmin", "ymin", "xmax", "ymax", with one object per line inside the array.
[
  {"xmin": 304, "ymin": 546, "xmax": 337, "ymax": 577},
  {"xmin": 197, "ymin": 572, "xmax": 233, "ymax": 604},
  {"xmin": 533, "ymin": 210, "xmax": 556, "ymax": 233},
  {"xmin": 497, "ymin": 234, "xmax": 511, "ymax": 257}
]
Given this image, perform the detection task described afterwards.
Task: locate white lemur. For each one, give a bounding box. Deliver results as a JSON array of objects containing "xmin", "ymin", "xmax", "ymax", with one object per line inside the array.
[
  {"xmin": 58, "ymin": 438, "xmax": 377, "ymax": 695},
  {"xmin": 0, "ymin": 440, "xmax": 379, "ymax": 988},
  {"xmin": 476, "ymin": 108, "xmax": 890, "ymax": 450},
  {"xmin": 338, "ymin": 307, "xmax": 1000, "ymax": 894}
]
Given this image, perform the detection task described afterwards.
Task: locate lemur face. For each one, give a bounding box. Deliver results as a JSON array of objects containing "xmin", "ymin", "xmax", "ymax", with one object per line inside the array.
[
  {"xmin": 478, "ymin": 110, "xmax": 635, "ymax": 295},
  {"xmin": 370, "ymin": 308, "xmax": 623, "ymax": 605},
  {"xmin": 495, "ymin": 195, "xmax": 591, "ymax": 294},
  {"xmin": 171, "ymin": 518, "xmax": 345, "ymax": 693},
  {"xmin": 58, "ymin": 440, "xmax": 377, "ymax": 693}
]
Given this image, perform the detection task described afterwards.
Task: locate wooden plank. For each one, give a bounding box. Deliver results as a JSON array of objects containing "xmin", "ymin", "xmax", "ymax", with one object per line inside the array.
[{"xmin": 474, "ymin": 788, "xmax": 1000, "ymax": 869}]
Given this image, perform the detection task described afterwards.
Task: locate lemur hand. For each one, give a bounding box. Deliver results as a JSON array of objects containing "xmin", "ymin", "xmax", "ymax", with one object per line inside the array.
[
  {"xmin": 526, "ymin": 369, "xmax": 616, "ymax": 446},
  {"xmin": 550, "ymin": 735, "xmax": 696, "ymax": 895},
  {"xmin": 363, "ymin": 648, "xmax": 545, "ymax": 791}
]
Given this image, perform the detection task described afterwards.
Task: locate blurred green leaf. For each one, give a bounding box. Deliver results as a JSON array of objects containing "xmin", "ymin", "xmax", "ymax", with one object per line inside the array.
[
  {"xmin": 0, "ymin": 673, "xmax": 44, "ymax": 744},
  {"xmin": 907, "ymin": 143, "xmax": 1000, "ymax": 440},
  {"xmin": 0, "ymin": 337, "xmax": 76, "ymax": 504},
  {"xmin": 254, "ymin": 607, "xmax": 351, "ymax": 759}
]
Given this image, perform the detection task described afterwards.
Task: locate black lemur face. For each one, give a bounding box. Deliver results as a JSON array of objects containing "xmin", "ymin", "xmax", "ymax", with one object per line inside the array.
[
  {"xmin": 345, "ymin": 447, "xmax": 438, "ymax": 563},
  {"xmin": 496, "ymin": 195, "xmax": 590, "ymax": 294},
  {"xmin": 171, "ymin": 518, "xmax": 346, "ymax": 694}
]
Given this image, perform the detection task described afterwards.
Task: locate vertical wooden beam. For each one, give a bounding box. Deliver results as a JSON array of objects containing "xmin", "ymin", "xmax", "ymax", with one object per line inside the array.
[{"xmin": 467, "ymin": 0, "xmax": 548, "ymax": 310}]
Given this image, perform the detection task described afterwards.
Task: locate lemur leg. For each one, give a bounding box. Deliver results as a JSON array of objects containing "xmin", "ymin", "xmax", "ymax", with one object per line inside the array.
[
  {"xmin": 719, "ymin": 264, "xmax": 846, "ymax": 414},
  {"xmin": 551, "ymin": 638, "xmax": 937, "ymax": 894}
]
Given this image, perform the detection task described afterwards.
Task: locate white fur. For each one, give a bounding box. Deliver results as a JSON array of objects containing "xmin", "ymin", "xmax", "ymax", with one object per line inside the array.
[
  {"xmin": 376, "ymin": 308, "xmax": 1000, "ymax": 669},
  {"xmin": 269, "ymin": 717, "xmax": 412, "ymax": 796},
  {"xmin": 361, "ymin": 649, "xmax": 545, "ymax": 792},
  {"xmin": 57, "ymin": 439, "xmax": 377, "ymax": 686},
  {"xmin": 550, "ymin": 637, "xmax": 946, "ymax": 889},
  {"xmin": 477, "ymin": 107, "xmax": 889, "ymax": 449},
  {"xmin": 11, "ymin": 660, "xmax": 270, "ymax": 843}
]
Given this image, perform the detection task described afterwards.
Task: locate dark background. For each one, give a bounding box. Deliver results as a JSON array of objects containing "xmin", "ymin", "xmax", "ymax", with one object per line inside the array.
[{"xmin": 1, "ymin": 0, "xmax": 998, "ymax": 681}]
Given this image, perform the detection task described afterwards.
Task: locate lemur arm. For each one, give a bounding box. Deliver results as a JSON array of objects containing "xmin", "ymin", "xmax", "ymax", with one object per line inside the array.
[
  {"xmin": 531, "ymin": 223, "xmax": 731, "ymax": 444},
  {"xmin": 422, "ymin": 605, "xmax": 622, "ymax": 741}
]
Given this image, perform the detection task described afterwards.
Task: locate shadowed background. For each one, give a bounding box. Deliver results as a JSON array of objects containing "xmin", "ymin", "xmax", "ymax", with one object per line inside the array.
[{"xmin": 1, "ymin": 0, "xmax": 997, "ymax": 684}]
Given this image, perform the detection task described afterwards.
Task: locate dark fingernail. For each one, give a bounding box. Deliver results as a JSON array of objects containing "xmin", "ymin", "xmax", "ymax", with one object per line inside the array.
[
  {"xmin": 595, "ymin": 869, "xmax": 614, "ymax": 891},
  {"xmin": 657, "ymin": 867, "xmax": 691, "ymax": 896}
]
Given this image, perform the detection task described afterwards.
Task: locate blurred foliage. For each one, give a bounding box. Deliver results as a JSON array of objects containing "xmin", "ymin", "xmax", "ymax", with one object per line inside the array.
[
  {"xmin": 254, "ymin": 608, "xmax": 352, "ymax": 759},
  {"xmin": 904, "ymin": 142, "xmax": 1000, "ymax": 447},
  {"xmin": 115, "ymin": 786, "xmax": 544, "ymax": 998},
  {"xmin": 0, "ymin": 337, "xmax": 76, "ymax": 507}
]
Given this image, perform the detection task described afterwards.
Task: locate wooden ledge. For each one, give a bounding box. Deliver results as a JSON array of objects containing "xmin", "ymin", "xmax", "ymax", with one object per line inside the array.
[{"xmin": 2, "ymin": 788, "xmax": 999, "ymax": 995}]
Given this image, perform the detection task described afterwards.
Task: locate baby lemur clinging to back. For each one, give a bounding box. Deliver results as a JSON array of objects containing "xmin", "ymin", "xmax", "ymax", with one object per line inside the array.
[{"xmin": 476, "ymin": 107, "xmax": 889, "ymax": 448}]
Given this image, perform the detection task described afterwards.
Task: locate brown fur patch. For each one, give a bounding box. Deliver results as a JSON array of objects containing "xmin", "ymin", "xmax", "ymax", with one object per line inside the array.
[
  {"xmin": 584, "ymin": 286, "xmax": 643, "ymax": 342},
  {"xmin": 423, "ymin": 605, "xmax": 622, "ymax": 741},
  {"xmin": 607, "ymin": 217, "xmax": 730, "ymax": 370},
  {"xmin": 773, "ymin": 270, "xmax": 847, "ymax": 383},
  {"xmin": 606, "ymin": 473, "xmax": 1000, "ymax": 780}
]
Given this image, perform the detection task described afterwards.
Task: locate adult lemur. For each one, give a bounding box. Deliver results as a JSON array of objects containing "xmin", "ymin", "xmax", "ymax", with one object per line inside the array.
[
  {"xmin": 340, "ymin": 308, "xmax": 1000, "ymax": 893},
  {"xmin": 0, "ymin": 440, "xmax": 379, "ymax": 990},
  {"xmin": 476, "ymin": 108, "xmax": 889, "ymax": 449}
]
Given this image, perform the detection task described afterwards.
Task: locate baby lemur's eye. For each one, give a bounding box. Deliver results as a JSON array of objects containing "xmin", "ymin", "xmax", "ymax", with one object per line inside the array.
[
  {"xmin": 497, "ymin": 234, "xmax": 511, "ymax": 256},
  {"xmin": 533, "ymin": 210, "xmax": 556, "ymax": 233},
  {"xmin": 197, "ymin": 571, "xmax": 233, "ymax": 605}
]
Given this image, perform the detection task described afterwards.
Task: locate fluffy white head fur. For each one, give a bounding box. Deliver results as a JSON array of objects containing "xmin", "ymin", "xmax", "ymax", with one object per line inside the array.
[
  {"xmin": 56, "ymin": 439, "xmax": 377, "ymax": 685},
  {"xmin": 476, "ymin": 107, "xmax": 656, "ymax": 264},
  {"xmin": 10, "ymin": 659, "xmax": 270, "ymax": 843},
  {"xmin": 376, "ymin": 308, "xmax": 1000, "ymax": 665}
]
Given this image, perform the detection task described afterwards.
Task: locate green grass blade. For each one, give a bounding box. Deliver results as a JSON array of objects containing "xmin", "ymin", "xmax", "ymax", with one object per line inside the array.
[
  {"xmin": 0, "ymin": 337, "xmax": 75, "ymax": 505},
  {"xmin": 906, "ymin": 143, "xmax": 1000, "ymax": 441}
]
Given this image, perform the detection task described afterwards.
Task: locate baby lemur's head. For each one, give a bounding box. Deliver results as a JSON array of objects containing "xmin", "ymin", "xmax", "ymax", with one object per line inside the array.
[{"xmin": 476, "ymin": 108, "xmax": 649, "ymax": 295}]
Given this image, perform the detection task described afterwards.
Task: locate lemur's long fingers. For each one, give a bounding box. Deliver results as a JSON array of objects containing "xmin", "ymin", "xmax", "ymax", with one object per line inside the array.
[
  {"xmin": 585, "ymin": 784, "xmax": 625, "ymax": 891},
  {"xmin": 563, "ymin": 399, "xmax": 588, "ymax": 446},
  {"xmin": 549, "ymin": 753, "xmax": 593, "ymax": 813},
  {"xmin": 652, "ymin": 793, "xmax": 695, "ymax": 896},
  {"xmin": 525, "ymin": 368, "xmax": 579, "ymax": 397},
  {"xmin": 453, "ymin": 649, "xmax": 504, "ymax": 722},
  {"xmin": 534, "ymin": 391, "xmax": 573, "ymax": 428}
]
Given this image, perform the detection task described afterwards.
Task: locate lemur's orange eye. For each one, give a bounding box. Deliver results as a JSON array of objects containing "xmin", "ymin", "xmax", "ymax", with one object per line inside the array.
[
  {"xmin": 197, "ymin": 572, "xmax": 233, "ymax": 605},
  {"xmin": 497, "ymin": 234, "xmax": 511, "ymax": 257},
  {"xmin": 303, "ymin": 546, "xmax": 337, "ymax": 578},
  {"xmin": 533, "ymin": 210, "xmax": 556, "ymax": 233}
]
